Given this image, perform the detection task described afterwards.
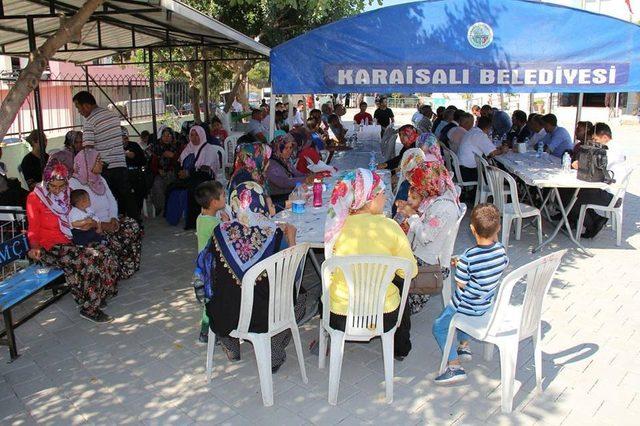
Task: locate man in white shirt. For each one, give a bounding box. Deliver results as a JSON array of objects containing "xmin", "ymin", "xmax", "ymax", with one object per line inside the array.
[
  {"xmin": 527, "ymin": 114, "xmax": 547, "ymax": 148},
  {"xmin": 448, "ymin": 112, "xmax": 474, "ymax": 154},
  {"xmin": 569, "ymin": 122, "xmax": 627, "ymax": 239},
  {"xmin": 435, "ymin": 108, "xmax": 455, "ymax": 139},
  {"xmin": 458, "ymin": 116, "xmax": 507, "ymax": 182},
  {"xmin": 286, "ymin": 102, "xmax": 304, "ymax": 128},
  {"xmin": 411, "ymin": 103, "xmax": 423, "ymax": 127}
]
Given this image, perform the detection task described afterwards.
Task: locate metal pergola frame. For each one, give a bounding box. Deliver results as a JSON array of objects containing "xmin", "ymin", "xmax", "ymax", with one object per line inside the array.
[{"xmin": 0, "ymin": 0, "xmax": 270, "ymax": 170}]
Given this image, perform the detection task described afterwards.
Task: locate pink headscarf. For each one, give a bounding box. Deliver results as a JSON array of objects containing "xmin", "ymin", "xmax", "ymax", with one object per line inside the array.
[
  {"xmin": 324, "ymin": 168, "xmax": 385, "ymax": 257},
  {"xmin": 73, "ymin": 148, "xmax": 107, "ymax": 195},
  {"xmin": 34, "ymin": 159, "xmax": 72, "ymax": 238}
]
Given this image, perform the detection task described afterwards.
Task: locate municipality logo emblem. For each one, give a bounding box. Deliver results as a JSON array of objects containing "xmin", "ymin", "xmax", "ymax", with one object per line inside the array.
[{"xmin": 467, "ymin": 22, "xmax": 493, "ymax": 49}]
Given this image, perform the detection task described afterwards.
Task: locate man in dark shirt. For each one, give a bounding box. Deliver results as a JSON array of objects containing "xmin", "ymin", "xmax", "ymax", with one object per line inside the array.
[
  {"xmin": 373, "ymin": 97, "xmax": 394, "ymax": 135},
  {"xmin": 122, "ymin": 127, "xmax": 148, "ymax": 218},
  {"xmin": 505, "ymin": 110, "xmax": 532, "ymax": 147},
  {"xmin": 20, "ymin": 130, "xmax": 49, "ymax": 191}
]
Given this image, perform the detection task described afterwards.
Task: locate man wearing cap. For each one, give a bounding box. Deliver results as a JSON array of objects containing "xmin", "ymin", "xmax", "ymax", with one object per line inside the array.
[{"xmin": 72, "ymin": 91, "xmax": 139, "ymax": 221}]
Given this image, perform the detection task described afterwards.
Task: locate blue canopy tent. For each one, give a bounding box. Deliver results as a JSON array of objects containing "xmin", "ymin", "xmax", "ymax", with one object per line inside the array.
[{"xmin": 270, "ymin": 0, "xmax": 640, "ymax": 96}]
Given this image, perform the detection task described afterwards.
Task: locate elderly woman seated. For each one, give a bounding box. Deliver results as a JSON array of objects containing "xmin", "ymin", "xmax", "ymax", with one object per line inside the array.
[
  {"xmin": 204, "ymin": 182, "xmax": 306, "ymax": 371},
  {"xmin": 27, "ymin": 159, "xmax": 120, "ymax": 322},
  {"xmin": 323, "ymin": 168, "xmax": 418, "ymax": 360},
  {"xmin": 266, "ymin": 134, "xmax": 313, "ymax": 211}
]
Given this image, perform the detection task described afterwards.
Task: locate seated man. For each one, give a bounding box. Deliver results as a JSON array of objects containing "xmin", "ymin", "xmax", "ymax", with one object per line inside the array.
[
  {"xmin": 527, "ymin": 113, "xmax": 547, "ymax": 149},
  {"xmin": 416, "ymin": 105, "xmax": 434, "ymax": 134},
  {"xmin": 568, "ymin": 123, "xmax": 627, "ymax": 238},
  {"xmin": 248, "ymin": 109, "xmax": 267, "ymax": 143},
  {"xmin": 328, "ymin": 114, "xmax": 346, "ymax": 144},
  {"xmin": 21, "ymin": 130, "xmax": 50, "ymax": 191},
  {"xmin": 354, "ymin": 101, "xmax": 373, "ymax": 125},
  {"xmin": 458, "ymin": 116, "xmax": 507, "ymax": 183},
  {"xmin": 448, "ymin": 112, "xmax": 474, "ymax": 154},
  {"xmin": 506, "ymin": 109, "xmax": 532, "ymax": 146},
  {"xmin": 540, "ymin": 113, "xmax": 573, "ymax": 157}
]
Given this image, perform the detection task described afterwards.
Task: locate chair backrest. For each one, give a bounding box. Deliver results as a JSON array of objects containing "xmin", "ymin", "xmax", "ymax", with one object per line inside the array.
[
  {"xmin": 443, "ymin": 146, "xmax": 474, "ymax": 185},
  {"xmin": 485, "ymin": 250, "xmax": 566, "ymax": 341},
  {"xmin": 474, "ymin": 154, "xmax": 490, "ymax": 189},
  {"xmin": 440, "ymin": 203, "xmax": 467, "ymax": 305},
  {"xmin": 210, "ymin": 145, "xmax": 226, "ymax": 173},
  {"xmin": 224, "ymin": 135, "xmax": 238, "ymax": 166},
  {"xmin": 607, "ymin": 166, "xmax": 635, "ymax": 208},
  {"xmin": 236, "ymin": 243, "xmax": 310, "ymax": 335},
  {"xmin": 486, "ymin": 166, "xmax": 521, "ymax": 215},
  {"xmin": 321, "ymin": 255, "xmax": 415, "ymax": 338},
  {"xmin": 441, "ymin": 145, "xmax": 453, "ymax": 173}
]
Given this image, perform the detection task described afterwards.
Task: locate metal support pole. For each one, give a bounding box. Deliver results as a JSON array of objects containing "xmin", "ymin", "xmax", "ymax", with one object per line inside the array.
[
  {"xmin": 269, "ymin": 93, "xmax": 276, "ymax": 141},
  {"xmin": 27, "ymin": 17, "xmax": 46, "ymax": 174},
  {"xmin": 83, "ymin": 65, "xmax": 90, "ymax": 91},
  {"xmin": 203, "ymin": 60, "xmax": 210, "ymax": 123},
  {"xmin": 575, "ymin": 92, "xmax": 584, "ymax": 131},
  {"xmin": 148, "ymin": 47, "xmax": 158, "ymax": 139}
]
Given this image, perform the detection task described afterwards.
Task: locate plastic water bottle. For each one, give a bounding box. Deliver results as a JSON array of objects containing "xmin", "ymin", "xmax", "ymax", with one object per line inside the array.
[
  {"xmin": 291, "ymin": 183, "xmax": 305, "ymax": 214},
  {"xmin": 312, "ymin": 179, "xmax": 323, "ymax": 207},
  {"xmin": 369, "ymin": 153, "xmax": 377, "ymax": 171},
  {"xmin": 536, "ymin": 141, "xmax": 543, "ymax": 158},
  {"xmin": 562, "ymin": 152, "xmax": 571, "ymax": 173}
]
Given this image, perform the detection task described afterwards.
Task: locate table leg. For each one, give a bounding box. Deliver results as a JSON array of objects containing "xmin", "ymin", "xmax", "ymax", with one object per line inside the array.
[
  {"xmin": 307, "ymin": 248, "xmax": 323, "ymax": 278},
  {"xmin": 326, "ymin": 151, "xmax": 335, "ymax": 165},
  {"xmin": 533, "ymin": 188, "xmax": 593, "ymax": 256},
  {"xmin": 536, "ymin": 187, "xmax": 555, "ymax": 221}
]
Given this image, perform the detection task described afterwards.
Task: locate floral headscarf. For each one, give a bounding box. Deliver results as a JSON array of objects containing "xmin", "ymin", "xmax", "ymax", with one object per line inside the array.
[
  {"xmin": 34, "ymin": 159, "xmax": 72, "ymax": 238},
  {"xmin": 405, "ymin": 161, "xmax": 458, "ymax": 213},
  {"xmin": 271, "ymin": 134, "xmax": 296, "ymax": 159},
  {"xmin": 400, "ymin": 148, "xmax": 426, "ymax": 177},
  {"xmin": 325, "ymin": 168, "xmax": 386, "ymax": 256},
  {"xmin": 230, "ymin": 142, "xmax": 272, "ymax": 187},
  {"xmin": 73, "ymin": 148, "xmax": 107, "ymax": 196},
  {"xmin": 416, "ymin": 132, "xmax": 443, "ymax": 164},
  {"xmin": 213, "ymin": 181, "xmax": 278, "ymax": 284},
  {"xmin": 399, "ymin": 125, "xmax": 419, "ymax": 146}
]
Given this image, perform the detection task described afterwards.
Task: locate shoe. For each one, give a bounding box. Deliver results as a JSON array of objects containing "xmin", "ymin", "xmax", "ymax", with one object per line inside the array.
[
  {"xmin": 457, "ymin": 346, "xmax": 472, "ymax": 362},
  {"xmin": 80, "ymin": 309, "xmax": 114, "ymax": 323},
  {"xmin": 198, "ymin": 330, "xmax": 208, "ymax": 344},
  {"xmin": 271, "ymin": 364, "xmax": 282, "ymax": 374},
  {"xmin": 582, "ymin": 216, "xmax": 608, "ymax": 239},
  {"xmin": 434, "ymin": 367, "xmax": 467, "ymax": 385},
  {"xmin": 394, "ymin": 355, "xmax": 406, "ymax": 362}
]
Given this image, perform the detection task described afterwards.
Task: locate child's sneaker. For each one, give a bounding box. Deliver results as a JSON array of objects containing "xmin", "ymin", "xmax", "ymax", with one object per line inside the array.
[
  {"xmin": 434, "ymin": 366, "xmax": 467, "ymax": 385},
  {"xmin": 457, "ymin": 345, "xmax": 472, "ymax": 362}
]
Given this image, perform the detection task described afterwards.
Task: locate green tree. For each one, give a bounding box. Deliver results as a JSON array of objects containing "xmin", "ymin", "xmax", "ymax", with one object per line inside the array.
[{"xmin": 131, "ymin": 0, "xmax": 379, "ymax": 116}]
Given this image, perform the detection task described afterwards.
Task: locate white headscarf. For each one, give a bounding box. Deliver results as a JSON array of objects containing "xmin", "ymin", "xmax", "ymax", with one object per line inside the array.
[{"xmin": 179, "ymin": 125, "xmax": 219, "ymax": 170}]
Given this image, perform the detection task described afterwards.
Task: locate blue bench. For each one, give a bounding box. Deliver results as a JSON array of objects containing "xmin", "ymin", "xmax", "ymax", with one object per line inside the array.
[{"xmin": 0, "ymin": 234, "xmax": 66, "ymax": 360}]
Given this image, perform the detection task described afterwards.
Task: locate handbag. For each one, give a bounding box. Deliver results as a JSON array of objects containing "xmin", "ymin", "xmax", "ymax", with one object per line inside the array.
[
  {"xmin": 409, "ymin": 261, "xmax": 443, "ymax": 295},
  {"xmin": 577, "ymin": 142, "xmax": 615, "ymax": 184}
]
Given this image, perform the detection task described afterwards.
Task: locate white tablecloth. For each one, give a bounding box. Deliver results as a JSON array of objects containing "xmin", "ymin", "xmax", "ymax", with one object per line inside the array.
[
  {"xmin": 494, "ymin": 152, "xmax": 609, "ymax": 190},
  {"xmin": 273, "ymin": 169, "xmax": 393, "ymax": 246}
]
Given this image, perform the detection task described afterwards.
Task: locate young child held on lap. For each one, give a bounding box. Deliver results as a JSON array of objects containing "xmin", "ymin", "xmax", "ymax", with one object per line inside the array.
[
  {"xmin": 69, "ymin": 189, "xmax": 105, "ymax": 246},
  {"xmin": 194, "ymin": 180, "xmax": 228, "ymax": 343},
  {"xmin": 432, "ymin": 203, "xmax": 509, "ymax": 385},
  {"xmin": 393, "ymin": 187, "xmax": 424, "ymax": 234}
]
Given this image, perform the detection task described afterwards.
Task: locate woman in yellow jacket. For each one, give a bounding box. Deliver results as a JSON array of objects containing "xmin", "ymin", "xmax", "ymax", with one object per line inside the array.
[{"xmin": 324, "ymin": 168, "xmax": 418, "ymax": 359}]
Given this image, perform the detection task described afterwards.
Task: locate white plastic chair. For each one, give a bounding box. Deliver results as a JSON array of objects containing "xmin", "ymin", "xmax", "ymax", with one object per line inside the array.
[
  {"xmin": 439, "ymin": 203, "xmax": 467, "ymax": 307},
  {"xmin": 438, "ymin": 250, "xmax": 566, "ymax": 413},
  {"xmin": 318, "ymin": 255, "xmax": 415, "ymax": 405},
  {"xmin": 486, "ymin": 166, "xmax": 542, "ymax": 249},
  {"xmin": 475, "ymin": 154, "xmax": 514, "ymax": 207},
  {"xmin": 442, "ymin": 146, "xmax": 477, "ymax": 194},
  {"xmin": 576, "ymin": 167, "xmax": 634, "ymax": 246},
  {"xmin": 224, "ymin": 135, "xmax": 238, "ymax": 168},
  {"xmin": 205, "ymin": 243, "xmax": 310, "ymax": 407},
  {"xmin": 210, "ymin": 144, "xmax": 227, "ymax": 185}
]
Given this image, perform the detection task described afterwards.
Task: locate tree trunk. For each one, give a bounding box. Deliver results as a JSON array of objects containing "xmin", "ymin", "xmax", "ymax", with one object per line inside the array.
[
  {"xmin": 0, "ymin": 0, "xmax": 105, "ymax": 141},
  {"xmin": 187, "ymin": 62, "xmax": 202, "ymax": 124},
  {"xmin": 224, "ymin": 60, "xmax": 255, "ymax": 113}
]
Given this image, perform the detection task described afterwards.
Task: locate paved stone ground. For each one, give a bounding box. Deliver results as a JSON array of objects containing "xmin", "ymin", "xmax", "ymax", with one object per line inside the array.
[{"xmin": 0, "ymin": 112, "xmax": 638, "ymax": 425}]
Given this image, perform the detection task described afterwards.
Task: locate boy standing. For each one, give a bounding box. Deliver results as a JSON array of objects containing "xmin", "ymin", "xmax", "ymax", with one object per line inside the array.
[
  {"xmin": 195, "ymin": 180, "xmax": 228, "ymax": 343},
  {"xmin": 432, "ymin": 203, "xmax": 509, "ymax": 384},
  {"xmin": 353, "ymin": 101, "xmax": 373, "ymax": 125}
]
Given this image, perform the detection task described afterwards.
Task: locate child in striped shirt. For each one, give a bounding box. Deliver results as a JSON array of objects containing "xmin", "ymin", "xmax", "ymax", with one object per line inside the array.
[{"xmin": 432, "ymin": 203, "xmax": 509, "ymax": 384}]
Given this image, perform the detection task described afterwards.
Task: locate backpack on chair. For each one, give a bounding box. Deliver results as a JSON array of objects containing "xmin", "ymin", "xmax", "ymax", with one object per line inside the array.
[{"xmin": 577, "ymin": 142, "xmax": 615, "ymax": 184}]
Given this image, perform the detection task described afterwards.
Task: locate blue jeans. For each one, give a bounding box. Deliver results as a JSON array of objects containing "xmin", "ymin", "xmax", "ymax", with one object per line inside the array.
[{"xmin": 432, "ymin": 305, "xmax": 471, "ymax": 362}]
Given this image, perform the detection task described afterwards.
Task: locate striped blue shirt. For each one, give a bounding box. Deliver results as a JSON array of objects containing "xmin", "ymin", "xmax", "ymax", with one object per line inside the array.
[{"xmin": 452, "ymin": 242, "xmax": 509, "ymax": 316}]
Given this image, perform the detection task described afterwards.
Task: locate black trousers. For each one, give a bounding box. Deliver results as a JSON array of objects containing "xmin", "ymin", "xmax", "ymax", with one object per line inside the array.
[
  {"xmin": 560, "ymin": 188, "xmax": 613, "ymax": 231},
  {"xmin": 102, "ymin": 167, "xmax": 139, "ymax": 221},
  {"xmin": 127, "ymin": 168, "xmax": 147, "ymax": 219},
  {"xmin": 460, "ymin": 166, "xmax": 478, "ymax": 202},
  {"xmin": 328, "ymin": 277, "xmax": 412, "ymax": 357}
]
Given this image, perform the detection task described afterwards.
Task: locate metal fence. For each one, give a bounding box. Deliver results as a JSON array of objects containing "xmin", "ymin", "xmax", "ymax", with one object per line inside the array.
[{"xmin": 0, "ymin": 71, "xmax": 192, "ymax": 141}]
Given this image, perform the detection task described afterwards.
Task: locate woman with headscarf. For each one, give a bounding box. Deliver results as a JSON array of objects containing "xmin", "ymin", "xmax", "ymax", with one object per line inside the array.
[
  {"xmin": 324, "ymin": 168, "xmax": 417, "ymax": 359},
  {"xmin": 295, "ymin": 118, "xmax": 324, "ymax": 174},
  {"xmin": 228, "ymin": 141, "xmax": 271, "ymax": 190},
  {"xmin": 415, "ymin": 131, "xmax": 444, "ymax": 165},
  {"xmin": 266, "ymin": 134, "xmax": 311, "ymax": 211},
  {"xmin": 150, "ymin": 126, "xmax": 181, "ymax": 215},
  {"xmin": 392, "ymin": 148, "xmax": 426, "ymax": 217},
  {"xmin": 26, "ymin": 159, "xmax": 119, "ymax": 322},
  {"xmin": 204, "ymin": 182, "xmax": 305, "ymax": 371},
  {"xmin": 49, "ymin": 131, "xmax": 82, "ymax": 175},
  {"xmin": 69, "ymin": 149, "xmax": 143, "ymax": 280},
  {"xmin": 177, "ymin": 125, "xmax": 220, "ymax": 229},
  {"xmin": 377, "ymin": 124, "xmax": 419, "ymax": 171}
]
